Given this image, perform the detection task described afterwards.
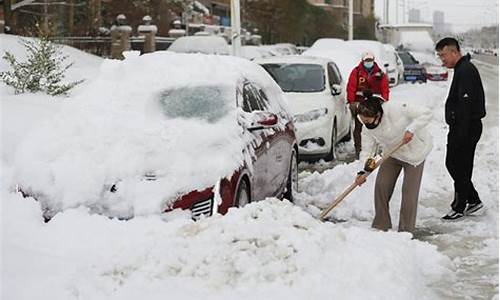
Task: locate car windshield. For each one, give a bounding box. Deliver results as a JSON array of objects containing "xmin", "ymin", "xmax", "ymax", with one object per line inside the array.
[
  {"xmin": 398, "ymin": 52, "xmax": 417, "ymax": 65},
  {"xmin": 261, "ymin": 63, "xmax": 325, "ymax": 93},
  {"xmin": 158, "ymin": 86, "xmax": 232, "ymax": 122}
]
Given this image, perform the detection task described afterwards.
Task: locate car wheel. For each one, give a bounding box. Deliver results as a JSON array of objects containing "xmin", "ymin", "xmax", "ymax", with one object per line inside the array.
[
  {"xmin": 235, "ymin": 178, "xmax": 250, "ymax": 208},
  {"xmin": 284, "ymin": 150, "xmax": 298, "ymax": 202},
  {"xmin": 325, "ymin": 120, "xmax": 337, "ymax": 161}
]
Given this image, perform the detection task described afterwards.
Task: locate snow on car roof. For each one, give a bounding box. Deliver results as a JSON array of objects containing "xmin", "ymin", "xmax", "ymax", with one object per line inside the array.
[
  {"xmin": 13, "ymin": 52, "xmax": 287, "ymax": 218},
  {"xmin": 167, "ymin": 35, "xmax": 230, "ymax": 55},
  {"xmin": 254, "ymin": 55, "xmax": 332, "ymax": 65}
]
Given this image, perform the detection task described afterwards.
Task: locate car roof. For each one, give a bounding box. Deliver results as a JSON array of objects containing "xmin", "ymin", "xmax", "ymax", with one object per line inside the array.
[{"xmin": 253, "ymin": 55, "xmax": 332, "ymax": 66}]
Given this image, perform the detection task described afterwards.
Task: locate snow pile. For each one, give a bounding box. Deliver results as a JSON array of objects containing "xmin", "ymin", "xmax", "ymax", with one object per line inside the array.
[
  {"xmin": 2, "ymin": 193, "xmax": 451, "ymax": 300},
  {"xmin": 0, "ymin": 34, "xmax": 102, "ymax": 83}
]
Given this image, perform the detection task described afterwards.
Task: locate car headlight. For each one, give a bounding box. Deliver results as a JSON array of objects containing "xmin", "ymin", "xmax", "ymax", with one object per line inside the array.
[{"xmin": 293, "ymin": 108, "xmax": 328, "ymax": 123}]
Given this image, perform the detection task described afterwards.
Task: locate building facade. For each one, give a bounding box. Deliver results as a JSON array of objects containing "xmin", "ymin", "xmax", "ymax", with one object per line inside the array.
[{"xmin": 307, "ymin": 0, "xmax": 374, "ymax": 29}]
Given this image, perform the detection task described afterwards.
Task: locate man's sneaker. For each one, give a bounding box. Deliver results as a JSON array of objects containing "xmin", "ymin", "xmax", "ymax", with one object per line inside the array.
[
  {"xmin": 465, "ymin": 202, "xmax": 484, "ymax": 215},
  {"xmin": 441, "ymin": 209, "xmax": 465, "ymax": 221}
]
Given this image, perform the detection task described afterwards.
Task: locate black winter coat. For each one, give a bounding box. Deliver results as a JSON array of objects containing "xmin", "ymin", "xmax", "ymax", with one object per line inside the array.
[{"xmin": 445, "ymin": 53, "xmax": 486, "ymax": 127}]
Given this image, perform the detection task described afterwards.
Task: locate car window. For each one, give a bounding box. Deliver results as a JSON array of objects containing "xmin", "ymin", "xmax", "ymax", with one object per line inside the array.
[
  {"xmin": 158, "ymin": 86, "xmax": 231, "ymax": 122},
  {"xmin": 398, "ymin": 52, "xmax": 417, "ymax": 65},
  {"xmin": 261, "ymin": 63, "xmax": 325, "ymax": 93},
  {"xmin": 242, "ymin": 83, "xmax": 266, "ymax": 112},
  {"xmin": 327, "ymin": 63, "xmax": 342, "ymax": 85}
]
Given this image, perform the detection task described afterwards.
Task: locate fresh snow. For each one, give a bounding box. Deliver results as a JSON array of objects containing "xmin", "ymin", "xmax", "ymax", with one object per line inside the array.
[{"xmin": 1, "ymin": 34, "xmax": 498, "ymax": 300}]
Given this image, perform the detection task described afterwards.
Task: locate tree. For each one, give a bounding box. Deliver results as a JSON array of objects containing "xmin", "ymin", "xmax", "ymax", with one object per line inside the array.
[
  {"xmin": 0, "ymin": 34, "xmax": 83, "ymax": 96},
  {"xmin": 242, "ymin": 0, "xmax": 344, "ymax": 45}
]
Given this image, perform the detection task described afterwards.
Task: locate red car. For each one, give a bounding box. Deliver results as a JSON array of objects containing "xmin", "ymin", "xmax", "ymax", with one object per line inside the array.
[
  {"xmin": 162, "ymin": 82, "xmax": 298, "ymax": 219},
  {"xmin": 15, "ymin": 54, "xmax": 298, "ymax": 221},
  {"xmin": 424, "ymin": 63, "xmax": 448, "ymax": 81}
]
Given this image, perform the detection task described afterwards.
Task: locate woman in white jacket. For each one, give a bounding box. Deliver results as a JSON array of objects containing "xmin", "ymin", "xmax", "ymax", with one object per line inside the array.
[{"xmin": 355, "ymin": 96, "xmax": 433, "ymax": 234}]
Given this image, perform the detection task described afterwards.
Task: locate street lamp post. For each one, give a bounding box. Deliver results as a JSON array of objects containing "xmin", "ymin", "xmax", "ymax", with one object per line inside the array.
[
  {"xmin": 348, "ymin": 0, "xmax": 353, "ymax": 40},
  {"xmin": 231, "ymin": 0, "xmax": 242, "ymax": 56}
]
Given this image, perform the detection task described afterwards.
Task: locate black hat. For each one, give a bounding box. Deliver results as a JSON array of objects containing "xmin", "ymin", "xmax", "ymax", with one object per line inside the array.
[{"xmin": 358, "ymin": 96, "xmax": 384, "ymax": 117}]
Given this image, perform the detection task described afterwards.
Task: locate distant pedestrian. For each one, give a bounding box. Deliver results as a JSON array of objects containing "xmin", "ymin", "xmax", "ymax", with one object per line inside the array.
[
  {"xmin": 354, "ymin": 96, "xmax": 432, "ymax": 234},
  {"xmin": 436, "ymin": 37, "xmax": 486, "ymax": 221},
  {"xmin": 347, "ymin": 51, "xmax": 390, "ymax": 159}
]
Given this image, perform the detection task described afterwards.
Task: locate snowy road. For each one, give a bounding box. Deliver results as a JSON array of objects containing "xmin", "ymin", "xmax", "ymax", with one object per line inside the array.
[
  {"xmin": 422, "ymin": 59, "xmax": 499, "ymax": 300},
  {"xmin": 296, "ymin": 59, "xmax": 499, "ymax": 299}
]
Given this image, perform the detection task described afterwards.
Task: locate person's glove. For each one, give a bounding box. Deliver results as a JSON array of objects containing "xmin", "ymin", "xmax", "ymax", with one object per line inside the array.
[{"xmin": 363, "ymin": 157, "xmax": 377, "ymax": 172}]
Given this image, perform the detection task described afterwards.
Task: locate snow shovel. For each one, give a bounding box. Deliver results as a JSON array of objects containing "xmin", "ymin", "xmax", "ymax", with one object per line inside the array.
[{"xmin": 318, "ymin": 140, "xmax": 406, "ymax": 221}]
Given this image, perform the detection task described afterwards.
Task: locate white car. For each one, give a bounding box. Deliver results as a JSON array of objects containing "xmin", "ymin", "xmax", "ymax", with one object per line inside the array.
[
  {"xmin": 309, "ymin": 38, "xmax": 347, "ymax": 52},
  {"xmin": 383, "ymin": 44, "xmax": 404, "ymax": 86},
  {"xmin": 167, "ymin": 35, "xmax": 230, "ymax": 55},
  {"xmin": 255, "ymin": 55, "xmax": 352, "ymax": 161}
]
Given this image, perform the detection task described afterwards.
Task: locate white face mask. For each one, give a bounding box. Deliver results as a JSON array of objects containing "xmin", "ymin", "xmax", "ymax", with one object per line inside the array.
[{"xmin": 363, "ymin": 61, "xmax": 374, "ymax": 69}]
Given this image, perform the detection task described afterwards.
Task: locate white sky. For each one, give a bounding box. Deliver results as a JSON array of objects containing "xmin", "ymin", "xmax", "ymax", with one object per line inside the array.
[{"xmin": 374, "ymin": 0, "xmax": 499, "ymax": 33}]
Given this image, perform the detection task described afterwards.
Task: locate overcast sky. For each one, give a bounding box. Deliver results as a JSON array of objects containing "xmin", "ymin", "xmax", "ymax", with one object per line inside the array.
[{"xmin": 374, "ymin": 0, "xmax": 499, "ymax": 33}]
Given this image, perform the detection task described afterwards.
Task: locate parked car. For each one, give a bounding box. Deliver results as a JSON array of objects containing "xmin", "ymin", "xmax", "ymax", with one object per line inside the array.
[
  {"xmin": 255, "ymin": 55, "xmax": 352, "ymax": 161},
  {"xmin": 309, "ymin": 38, "xmax": 347, "ymax": 52},
  {"xmin": 260, "ymin": 43, "xmax": 298, "ymax": 56},
  {"xmin": 301, "ymin": 48, "xmax": 359, "ymax": 81},
  {"xmin": 383, "ymin": 44, "xmax": 404, "ymax": 86},
  {"xmin": 397, "ymin": 50, "xmax": 427, "ymax": 83},
  {"xmin": 240, "ymin": 45, "xmax": 275, "ymax": 60},
  {"xmin": 423, "ymin": 63, "xmax": 448, "ymax": 81},
  {"xmin": 15, "ymin": 53, "xmax": 297, "ymax": 221},
  {"xmin": 167, "ymin": 35, "xmax": 230, "ymax": 55}
]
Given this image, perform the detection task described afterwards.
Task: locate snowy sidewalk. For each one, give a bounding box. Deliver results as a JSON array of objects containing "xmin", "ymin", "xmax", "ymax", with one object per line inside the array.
[{"xmin": 296, "ymin": 80, "xmax": 499, "ymax": 299}]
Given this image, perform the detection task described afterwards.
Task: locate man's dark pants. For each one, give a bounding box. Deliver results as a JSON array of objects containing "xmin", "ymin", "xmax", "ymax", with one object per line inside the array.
[{"xmin": 446, "ymin": 120, "xmax": 482, "ymax": 213}]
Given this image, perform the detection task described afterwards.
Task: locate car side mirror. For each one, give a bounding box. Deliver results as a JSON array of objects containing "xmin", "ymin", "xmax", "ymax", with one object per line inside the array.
[
  {"xmin": 247, "ymin": 111, "xmax": 278, "ymax": 131},
  {"xmin": 415, "ymin": 60, "xmax": 420, "ymax": 64},
  {"xmin": 331, "ymin": 84, "xmax": 342, "ymax": 96}
]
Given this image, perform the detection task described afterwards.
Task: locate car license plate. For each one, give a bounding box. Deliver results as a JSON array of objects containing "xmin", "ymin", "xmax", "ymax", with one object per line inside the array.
[{"xmin": 406, "ymin": 76, "xmax": 417, "ymax": 81}]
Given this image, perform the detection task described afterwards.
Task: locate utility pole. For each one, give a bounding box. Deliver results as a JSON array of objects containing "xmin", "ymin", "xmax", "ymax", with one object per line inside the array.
[
  {"xmin": 396, "ymin": 0, "xmax": 399, "ymax": 24},
  {"xmin": 42, "ymin": 0, "xmax": 49, "ymax": 35},
  {"xmin": 402, "ymin": 0, "xmax": 406, "ymax": 23},
  {"xmin": 384, "ymin": 0, "xmax": 389, "ymax": 24},
  {"xmin": 231, "ymin": 0, "xmax": 241, "ymax": 56},
  {"xmin": 348, "ymin": 0, "xmax": 353, "ymax": 40}
]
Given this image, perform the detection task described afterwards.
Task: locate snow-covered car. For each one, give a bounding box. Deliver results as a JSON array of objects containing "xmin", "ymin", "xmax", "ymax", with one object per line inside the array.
[
  {"xmin": 240, "ymin": 45, "xmax": 275, "ymax": 60},
  {"xmin": 397, "ymin": 50, "xmax": 427, "ymax": 83},
  {"xmin": 255, "ymin": 55, "xmax": 352, "ymax": 161},
  {"xmin": 383, "ymin": 44, "xmax": 404, "ymax": 86},
  {"xmin": 423, "ymin": 63, "xmax": 448, "ymax": 81},
  {"xmin": 260, "ymin": 43, "xmax": 298, "ymax": 56},
  {"xmin": 301, "ymin": 48, "xmax": 360, "ymax": 82},
  {"xmin": 14, "ymin": 53, "xmax": 298, "ymax": 221},
  {"xmin": 167, "ymin": 35, "xmax": 230, "ymax": 55},
  {"xmin": 309, "ymin": 38, "xmax": 347, "ymax": 52}
]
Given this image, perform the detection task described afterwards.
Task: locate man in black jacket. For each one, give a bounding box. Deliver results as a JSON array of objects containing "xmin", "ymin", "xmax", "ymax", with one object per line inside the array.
[{"xmin": 436, "ymin": 37, "xmax": 486, "ymax": 221}]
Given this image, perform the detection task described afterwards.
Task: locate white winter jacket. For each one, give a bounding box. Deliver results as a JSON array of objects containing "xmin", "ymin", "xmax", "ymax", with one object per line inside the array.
[{"xmin": 359, "ymin": 101, "xmax": 433, "ymax": 166}]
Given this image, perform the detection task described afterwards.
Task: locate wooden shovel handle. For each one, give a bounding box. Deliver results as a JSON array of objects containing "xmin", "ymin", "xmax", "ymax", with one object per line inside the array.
[{"xmin": 318, "ymin": 141, "xmax": 406, "ymax": 221}]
